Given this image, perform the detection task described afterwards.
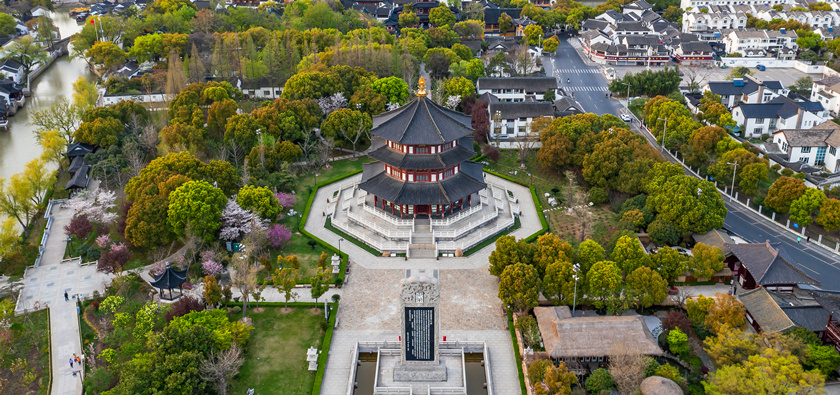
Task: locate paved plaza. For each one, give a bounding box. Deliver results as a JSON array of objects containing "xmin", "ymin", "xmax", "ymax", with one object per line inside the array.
[{"xmin": 314, "ymin": 172, "xmax": 539, "ymax": 395}]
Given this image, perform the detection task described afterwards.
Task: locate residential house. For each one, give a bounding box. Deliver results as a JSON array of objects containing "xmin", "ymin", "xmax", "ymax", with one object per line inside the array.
[
  {"xmin": 704, "ymin": 74, "xmax": 788, "ymax": 108},
  {"xmin": 725, "ymin": 241, "xmax": 820, "ymax": 291},
  {"xmin": 740, "ymin": 287, "xmax": 829, "ymax": 336},
  {"xmin": 488, "ymin": 102, "xmax": 554, "ymax": 138},
  {"xmin": 534, "ymin": 306, "xmax": 662, "ymax": 374},
  {"xmin": 476, "ymin": 77, "xmax": 557, "ymax": 102},
  {"xmin": 65, "ymin": 164, "xmax": 91, "ymax": 191},
  {"xmin": 0, "ymin": 59, "xmax": 25, "ymax": 84},
  {"xmin": 681, "ymin": 0, "xmax": 796, "ymax": 10},
  {"xmin": 811, "ymin": 76, "xmax": 840, "ymax": 116},
  {"xmin": 772, "ymin": 120, "xmax": 840, "ymax": 171},
  {"xmin": 0, "ymin": 79, "xmax": 25, "ymax": 114},
  {"xmin": 553, "ymin": 97, "xmax": 584, "ymax": 117},
  {"xmin": 682, "ymin": 11, "xmax": 748, "ymax": 34},
  {"xmin": 484, "ymin": 8, "xmax": 522, "ymax": 36},
  {"xmin": 673, "ymin": 41, "xmax": 716, "ymax": 66},
  {"xmin": 731, "ymin": 95, "xmax": 828, "ymax": 138},
  {"xmin": 723, "ymin": 29, "xmax": 799, "ymax": 55},
  {"xmin": 384, "ymin": 0, "xmax": 460, "ymax": 32}
]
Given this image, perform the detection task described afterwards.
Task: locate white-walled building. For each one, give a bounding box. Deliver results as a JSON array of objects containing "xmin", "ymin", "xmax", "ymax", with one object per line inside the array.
[
  {"xmin": 704, "ymin": 75, "xmax": 788, "ymax": 109},
  {"xmin": 682, "ymin": 12, "xmax": 747, "ymax": 33},
  {"xmin": 731, "ymin": 96, "xmax": 828, "ymax": 138},
  {"xmin": 488, "ymin": 102, "xmax": 554, "ymax": 138},
  {"xmin": 0, "ymin": 60, "xmax": 25, "ymax": 84},
  {"xmin": 477, "ymin": 77, "xmax": 557, "ymax": 103},
  {"xmin": 723, "ymin": 29, "xmax": 798, "ymax": 55},
  {"xmin": 681, "ymin": 0, "xmax": 794, "ymax": 10},
  {"xmin": 811, "ymin": 76, "xmax": 840, "ymax": 116},
  {"xmin": 772, "ymin": 120, "xmax": 840, "ymax": 171}
]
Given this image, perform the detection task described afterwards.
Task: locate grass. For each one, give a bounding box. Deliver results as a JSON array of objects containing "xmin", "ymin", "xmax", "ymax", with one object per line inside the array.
[
  {"xmin": 228, "ymin": 306, "xmax": 328, "ymax": 395},
  {"xmin": 507, "ymin": 310, "xmax": 527, "ymax": 395},
  {"xmin": 0, "ymin": 303, "xmax": 51, "ymax": 395}
]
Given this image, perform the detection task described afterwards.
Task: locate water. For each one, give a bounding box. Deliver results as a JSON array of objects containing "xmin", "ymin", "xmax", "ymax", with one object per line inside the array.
[
  {"xmin": 0, "ymin": 9, "xmax": 93, "ymax": 181},
  {"xmin": 353, "ymin": 352, "xmax": 377, "ymax": 395}
]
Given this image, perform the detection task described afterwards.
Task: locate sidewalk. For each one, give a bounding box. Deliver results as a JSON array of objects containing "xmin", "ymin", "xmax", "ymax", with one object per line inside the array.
[{"xmin": 51, "ymin": 300, "xmax": 83, "ymax": 395}]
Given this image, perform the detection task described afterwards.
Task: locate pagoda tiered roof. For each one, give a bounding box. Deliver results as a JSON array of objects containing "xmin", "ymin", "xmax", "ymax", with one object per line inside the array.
[{"xmin": 370, "ymin": 96, "xmax": 474, "ymax": 145}]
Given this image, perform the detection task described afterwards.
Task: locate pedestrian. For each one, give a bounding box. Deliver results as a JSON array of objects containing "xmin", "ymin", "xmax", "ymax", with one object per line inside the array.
[
  {"xmin": 797, "ymin": 236, "xmax": 802, "ymax": 243},
  {"xmin": 64, "ymin": 291, "xmax": 68, "ymax": 301},
  {"xmin": 80, "ymin": 353, "xmax": 85, "ymax": 365},
  {"xmin": 807, "ymin": 236, "xmax": 811, "ymax": 243},
  {"xmin": 69, "ymin": 358, "xmax": 73, "ymax": 368}
]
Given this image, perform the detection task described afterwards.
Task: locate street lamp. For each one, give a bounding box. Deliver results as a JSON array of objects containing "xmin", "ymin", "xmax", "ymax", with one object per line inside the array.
[
  {"xmin": 572, "ymin": 263, "xmax": 581, "ymax": 317},
  {"xmin": 338, "ymin": 238, "xmax": 344, "ymax": 255},
  {"xmin": 657, "ymin": 117, "xmax": 668, "ymax": 153},
  {"xmin": 625, "ymin": 83, "xmax": 632, "ymax": 113},
  {"xmin": 727, "ymin": 161, "xmax": 738, "ymax": 202},
  {"xmin": 256, "ymin": 129, "xmax": 264, "ymax": 168}
]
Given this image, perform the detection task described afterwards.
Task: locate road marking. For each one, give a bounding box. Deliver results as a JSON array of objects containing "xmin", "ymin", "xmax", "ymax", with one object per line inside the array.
[
  {"xmin": 555, "ymin": 68, "xmax": 600, "ymax": 74},
  {"xmin": 560, "ymin": 86, "xmax": 610, "ymax": 92}
]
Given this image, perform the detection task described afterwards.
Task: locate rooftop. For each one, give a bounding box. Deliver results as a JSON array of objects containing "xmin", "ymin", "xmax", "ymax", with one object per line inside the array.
[
  {"xmin": 740, "ymin": 287, "xmax": 796, "ymax": 333},
  {"xmin": 476, "ymin": 77, "xmax": 557, "ymax": 92},
  {"xmin": 370, "ymin": 96, "xmax": 474, "ymax": 145},
  {"xmin": 726, "ymin": 241, "xmax": 820, "ymax": 287}
]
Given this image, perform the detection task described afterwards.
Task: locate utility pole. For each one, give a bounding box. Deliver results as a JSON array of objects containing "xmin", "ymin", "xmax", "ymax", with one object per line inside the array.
[
  {"xmin": 727, "ymin": 161, "xmax": 738, "ymax": 202},
  {"xmin": 657, "ymin": 117, "xmax": 668, "ymax": 153}
]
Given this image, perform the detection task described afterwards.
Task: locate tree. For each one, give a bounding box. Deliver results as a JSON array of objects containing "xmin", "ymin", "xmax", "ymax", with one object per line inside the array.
[
  {"xmin": 349, "ymin": 86, "xmax": 387, "ymax": 116},
  {"xmin": 85, "ymin": 41, "xmax": 126, "ymax": 72},
  {"xmin": 608, "ymin": 345, "xmax": 648, "ymax": 395},
  {"xmin": 647, "ymin": 175, "xmax": 726, "ymax": 235},
  {"xmin": 688, "ymin": 242, "xmax": 725, "ymax": 280},
  {"xmin": 167, "ymin": 180, "xmax": 227, "ymax": 242},
  {"xmin": 489, "ymin": 235, "xmax": 528, "ymax": 276},
  {"xmin": 576, "ymin": 239, "xmax": 605, "ymax": 275},
  {"xmin": 738, "ymin": 162, "xmax": 769, "ymax": 196},
  {"xmin": 586, "ymin": 261, "xmax": 622, "ymax": 309},
  {"xmin": 3, "ymin": 36, "xmax": 48, "ymax": 75},
  {"xmin": 232, "ymin": 253, "xmax": 260, "ymax": 320},
  {"xmin": 309, "ymin": 266, "xmax": 331, "ymax": 310},
  {"xmin": 789, "ymin": 188, "xmax": 826, "ymax": 227},
  {"xmin": 498, "ymin": 12, "xmax": 513, "ymax": 33},
  {"xmin": 651, "ymin": 246, "xmax": 687, "ymax": 281},
  {"xmin": 703, "ymin": 349, "xmax": 824, "ymax": 395},
  {"xmin": 662, "ymin": 310, "xmax": 692, "ymax": 334},
  {"xmin": 199, "ymin": 345, "xmax": 244, "ymax": 395},
  {"xmin": 399, "ymin": 9, "xmax": 420, "ymax": 29},
  {"xmin": 647, "ymin": 219, "xmax": 680, "ymax": 247},
  {"xmin": 236, "ymin": 185, "xmax": 281, "ymax": 220},
  {"xmin": 610, "ymin": 235, "xmax": 650, "ymax": 275},
  {"xmin": 453, "ymin": 20, "xmax": 484, "ymax": 39},
  {"xmin": 523, "ymin": 25, "xmax": 543, "ymax": 46},
  {"xmin": 272, "ymin": 268, "xmax": 299, "ymax": 309},
  {"xmin": 73, "ymin": 77, "xmax": 98, "ymax": 110},
  {"xmin": 0, "ymin": 13, "xmax": 16, "ymax": 37},
  {"xmin": 726, "ymin": 66, "xmax": 754, "ymax": 80},
  {"xmin": 429, "ymin": 5, "xmax": 455, "ymax": 28},
  {"xmin": 703, "ymin": 326, "xmax": 759, "ymax": 366},
  {"xmin": 0, "ymin": 217, "xmax": 19, "ymax": 261},
  {"xmin": 371, "ymin": 76, "xmax": 410, "ymax": 105},
  {"xmin": 707, "ymin": 293, "xmax": 746, "ymax": 334},
  {"xmin": 585, "ymin": 368, "xmax": 614, "ymax": 394},
  {"xmin": 687, "ymin": 295, "xmax": 715, "ymax": 326},
  {"xmin": 765, "ymin": 176, "xmax": 807, "ymax": 213},
  {"xmin": 626, "ymin": 267, "xmax": 667, "ymax": 308},
  {"xmin": 98, "ymin": 243, "xmax": 131, "ymax": 275},
  {"xmin": 74, "ymin": 116, "xmax": 123, "ymax": 147},
  {"xmin": 442, "ymin": 76, "xmax": 476, "ymax": 99},
  {"xmin": 543, "ymin": 36, "xmax": 559, "ymax": 53},
  {"xmin": 535, "ymin": 363, "xmax": 577, "ymax": 395},
  {"xmin": 805, "ymin": 344, "xmax": 840, "ymax": 376},
  {"xmin": 204, "ymin": 275, "xmax": 222, "ymax": 307},
  {"xmin": 542, "ymin": 260, "xmax": 576, "ymax": 305},
  {"xmin": 320, "ymin": 109, "xmax": 372, "ymax": 157},
  {"xmin": 817, "ymin": 198, "xmax": 840, "ymax": 233},
  {"xmin": 662, "ymin": 6, "xmax": 683, "ymax": 22},
  {"xmin": 498, "ymin": 263, "xmax": 540, "ymax": 312},
  {"xmin": 64, "ymin": 215, "xmax": 93, "ymax": 240},
  {"xmin": 29, "ymin": 99, "xmax": 82, "ymax": 145},
  {"xmin": 667, "ymin": 327, "xmax": 690, "ymax": 356}
]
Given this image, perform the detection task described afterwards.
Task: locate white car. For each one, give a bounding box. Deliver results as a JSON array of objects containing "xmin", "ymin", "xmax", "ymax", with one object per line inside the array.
[{"xmin": 620, "ymin": 113, "xmax": 632, "ymax": 122}]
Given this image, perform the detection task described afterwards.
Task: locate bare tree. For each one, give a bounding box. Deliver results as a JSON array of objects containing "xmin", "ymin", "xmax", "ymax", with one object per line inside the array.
[
  {"xmin": 608, "ymin": 344, "xmax": 648, "ymax": 395},
  {"xmin": 200, "ymin": 345, "xmax": 245, "ymax": 395},
  {"xmin": 673, "ymin": 288, "xmax": 692, "ymax": 309},
  {"xmin": 231, "ymin": 253, "xmax": 260, "ymax": 321},
  {"xmin": 125, "ymin": 149, "xmax": 147, "ymax": 179},
  {"xmin": 681, "ymin": 66, "xmax": 713, "ymax": 94},
  {"xmin": 564, "ymin": 171, "xmax": 593, "ymax": 242}
]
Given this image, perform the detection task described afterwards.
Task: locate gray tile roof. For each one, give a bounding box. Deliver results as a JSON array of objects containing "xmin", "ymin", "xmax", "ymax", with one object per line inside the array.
[
  {"xmin": 781, "ymin": 306, "xmax": 830, "ymax": 332},
  {"xmin": 812, "ymin": 292, "xmax": 840, "ymax": 318},
  {"xmin": 741, "ymin": 287, "xmax": 796, "ymax": 333},
  {"xmin": 359, "ymin": 161, "xmax": 486, "ymax": 205},
  {"xmin": 726, "ymin": 241, "xmax": 820, "ymax": 286},
  {"xmin": 371, "ymin": 97, "xmax": 474, "ymax": 145},
  {"xmin": 477, "ymin": 77, "xmax": 557, "ymax": 92},
  {"xmin": 488, "ymin": 102, "xmax": 554, "ymax": 119},
  {"xmin": 367, "ymin": 136, "xmax": 476, "ymax": 170},
  {"xmin": 692, "ymin": 229, "xmax": 734, "ymax": 256}
]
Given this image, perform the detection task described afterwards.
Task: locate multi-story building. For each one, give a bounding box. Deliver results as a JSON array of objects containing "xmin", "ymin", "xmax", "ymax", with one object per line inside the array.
[
  {"xmin": 811, "ymin": 76, "xmax": 840, "ymax": 116},
  {"xmin": 488, "ymin": 102, "xmax": 554, "ymax": 138},
  {"xmin": 704, "ymin": 74, "xmax": 788, "ymax": 108},
  {"xmin": 723, "ymin": 28, "xmax": 799, "ymax": 55},
  {"xmin": 682, "ymin": 11, "xmax": 747, "ymax": 34},
  {"xmin": 731, "ymin": 95, "xmax": 828, "ymax": 138},
  {"xmin": 476, "ymin": 77, "xmax": 557, "ymax": 102},
  {"xmin": 681, "ymin": 0, "xmax": 794, "ymax": 10},
  {"xmin": 772, "ymin": 120, "xmax": 840, "ymax": 171}
]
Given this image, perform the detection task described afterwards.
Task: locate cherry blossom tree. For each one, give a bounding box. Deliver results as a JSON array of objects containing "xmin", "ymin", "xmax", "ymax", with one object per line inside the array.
[
  {"xmin": 275, "ymin": 192, "xmax": 296, "ymax": 209},
  {"xmin": 218, "ymin": 199, "xmax": 265, "ymax": 241},
  {"xmin": 66, "ymin": 189, "xmax": 117, "ymax": 226},
  {"xmin": 98, "ymin": 242, "xmax": 131, "ymax": 275},
  {"xmin": 267, "ymin": 224, "xmax": 292, "ymax": 249},
  {"xmin": 317, "ymin": 93, "xmax": 347, "ymax": 116}
]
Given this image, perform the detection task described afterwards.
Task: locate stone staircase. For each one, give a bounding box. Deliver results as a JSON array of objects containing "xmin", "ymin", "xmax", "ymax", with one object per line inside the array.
[{"xmin": 409, "ymin": 218, "xmax": 436, "ymax": 258}]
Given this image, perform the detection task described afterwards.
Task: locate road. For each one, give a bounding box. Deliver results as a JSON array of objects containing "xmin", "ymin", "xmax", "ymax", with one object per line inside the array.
[{"xmin": 548, "ymin": 36, "xmax": 840, "ymax": 292}]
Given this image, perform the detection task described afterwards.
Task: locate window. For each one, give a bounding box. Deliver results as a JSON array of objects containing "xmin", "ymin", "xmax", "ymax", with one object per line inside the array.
[
  {"xmin": 800, "ymin": 157, "xmax": 810, "ymax": 164},
  {"xmin": 416, "ymin": 146, "xmax": 430, "ymax": 154},
  {"xmin": 444, "ymin": 168, "xmax": 454, "ymax": 177},
  {"xmin": 415, "ymin": 174, "xmax": 429, "ymax": 181},
  {"xmin": 817, "ymin": 147, "xmax": 827, "ymax": 166},
  {"xmin": 831, "ymin": 147, "xmax": 837, "ymax": 156},
  {"xmin": 801, "ymin": 147, "xmax": 812, "ymax": 153}
]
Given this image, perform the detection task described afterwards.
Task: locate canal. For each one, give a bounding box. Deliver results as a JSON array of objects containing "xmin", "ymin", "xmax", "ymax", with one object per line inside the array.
[{"xmin": 0, "ymin": 8, "xmax": 94, "ymax": 180}]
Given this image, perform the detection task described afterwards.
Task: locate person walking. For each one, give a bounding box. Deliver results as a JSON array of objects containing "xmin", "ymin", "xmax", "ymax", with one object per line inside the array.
[
  {"xmin": 64, "ymin": 291, "xmax": 69, "ymax": 301},
  {"xmin": 69, "ymin": 358, "xmax": 74, "ymax": 368}
]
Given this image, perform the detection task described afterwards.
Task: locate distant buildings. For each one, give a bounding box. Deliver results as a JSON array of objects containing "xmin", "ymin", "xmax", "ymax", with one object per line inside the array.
[{"xmin": 476, "ymin": 77, "xmax": 557, "ymax": 103}]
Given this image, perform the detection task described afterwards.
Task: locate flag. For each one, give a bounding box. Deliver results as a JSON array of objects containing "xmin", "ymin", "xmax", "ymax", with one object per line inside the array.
[{"xmin": 90, "ymin": 19, "xmax": 95, "ymax": 24}]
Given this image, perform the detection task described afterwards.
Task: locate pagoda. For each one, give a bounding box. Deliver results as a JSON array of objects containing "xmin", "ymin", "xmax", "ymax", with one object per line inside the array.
[{"xmin": 359, "ymin": 78, "xmax": 486, "ymax": 218}]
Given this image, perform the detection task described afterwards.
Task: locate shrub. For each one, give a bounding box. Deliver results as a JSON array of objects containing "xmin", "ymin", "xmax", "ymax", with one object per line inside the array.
[
  {"xmin": 647, "ymin": 219, "xmax": 679, "ymax": 246},
  {"xmin": 794, "ymin": 172, "xmax": 807, "ymax": 180},
  {"xmin": 781, "ymin": 168, "xmax": 794, "ymax": 177},
  {"xmin": 662, "ymin": 310, "xmax": 692, "ymax": 335},
  {"xmin": 100, "ymin": 296, "xmax": 125, "ymax": 314},
  {"xmin": 645, "ymin": 357, "xmax": 661, "ymax": 377},
  {"xmin": 528, "ymin": 359, "xmax": 552, "ymax": 384},
  {"xmin": 79, "ymin": 244, "xmax": 101, "ymax": 262},
  {"xmin": 91, "ymin": 301, "xmax": 100, "ymax": 311},
  {"xmin": 668, "ymin": 327, "xmax": 690, "ymax": 356},
  {"xmin": 589, "ymin": 187, "xmax": 608, "ymax": 204},
  {"xmin": 771, "ymin": 163, "xmax": 782, "ymax": 171},
  {"xmin": 655, "ymin": 364, "xmax": 684, "ymax": 384},
  {"xmin": 585, "ymin": 368, "xmax": 614, "ymax": 394},
  {"xmin": 267, "ymin": 224, "xmax": 292, "ymax": 249},
  {"xmin": 164, "ymin": 296, "xmax": 205, "ymax": 322},
  {"xmin": 515, "ymin": 316, "xmax": 542, "ymax": 349},
  {"xmin": 65, "ymin": 216, "xmax": 93, "ymax": 239}
]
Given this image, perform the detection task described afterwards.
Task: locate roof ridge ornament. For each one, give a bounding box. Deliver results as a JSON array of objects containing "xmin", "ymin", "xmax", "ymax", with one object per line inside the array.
[{"xmin": 417, "ymin": 77, "xmax": 428, "ymax": 98}]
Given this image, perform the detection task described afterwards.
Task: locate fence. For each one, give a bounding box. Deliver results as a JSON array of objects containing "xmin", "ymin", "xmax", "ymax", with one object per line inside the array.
[
  {"xmin": 331, "ymin": 217, "xmax": 409, "ymax": 252},
  {"xmin": 432, "ymin": 208, "xmax": 500, "ymax": 241},
  {"xmin": 430, "ymin": 201, "xmax": 484, "ymax": 227},
  {"xmin": 346, "ymin": 210, "xmax": 412, "ymax": 240},
  {"xmin": 34, "ymin": 198, "xmax": 68, "ymax": 267},
  {"xmin": 362, "ymin": 203, "xmax": 415, "ymax": 227},
  {"xmin": 436, "ymin": 214, "xmax": 516, "ymax": 252}
]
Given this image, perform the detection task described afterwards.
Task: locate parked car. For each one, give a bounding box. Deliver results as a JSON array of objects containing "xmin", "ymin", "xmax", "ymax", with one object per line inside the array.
[
  {"xmin": 756, "ymin": 64, "xmax": 766, "ymax": 71},
  {"xmin": 620, "ymin": 113, "xmax": 631, "ymax": 122},
  {"xmin": 667, "ymin": 286, "xmax": 679, "ymax": 295}
]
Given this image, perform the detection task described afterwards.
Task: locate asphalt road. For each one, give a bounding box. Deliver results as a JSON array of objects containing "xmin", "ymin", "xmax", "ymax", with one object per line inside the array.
[{"xmin": 547, "ymin": 36, "xmax": 840, "ymax": 292}]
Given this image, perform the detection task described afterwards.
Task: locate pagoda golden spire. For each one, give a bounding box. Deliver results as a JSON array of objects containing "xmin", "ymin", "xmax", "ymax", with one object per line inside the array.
[{"xmin": 416, "ymin": 77, "xmax": 428, "ymax": 98}]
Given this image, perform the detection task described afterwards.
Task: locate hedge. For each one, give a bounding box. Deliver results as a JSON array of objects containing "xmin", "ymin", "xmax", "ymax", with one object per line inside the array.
[
  {"xmin": 484, "ymin": 169, "xmax": 549, "ymax": 243},
  {"xmin": 298, "ymin": 169, "xmax": 363, "ymax": 285},
  {"xmin": 508, "ymin": 309, "xmax": 527, "ymax": 395}
]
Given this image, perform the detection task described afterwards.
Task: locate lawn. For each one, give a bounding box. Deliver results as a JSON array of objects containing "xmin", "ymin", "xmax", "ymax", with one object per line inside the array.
[
  {"xmin": 0, "ymin": 302, "xmax": 51, "ymax": 395},
  {"xmin": 229, "ymin": 307, "xmax": 327, "ymax": 395}
]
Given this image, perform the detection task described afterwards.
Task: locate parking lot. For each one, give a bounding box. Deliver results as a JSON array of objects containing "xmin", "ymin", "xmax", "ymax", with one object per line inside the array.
[{"xmin": 611, "ymin": 64, "xmax": 820, "ymax": 89}]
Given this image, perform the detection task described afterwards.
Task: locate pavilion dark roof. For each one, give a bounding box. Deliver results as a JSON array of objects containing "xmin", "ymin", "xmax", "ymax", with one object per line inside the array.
[
  {"xmin": 150, "ymin": 264, "xmax": 188, "ymax": 290},
  {"xmin": 726, "ymin": 241, "xmax": 819, "ymax": 286},
  {"xmin": 65, "ymin": 165, "xmax": 90, "ymax": 190},
  {"xmin": 811, "ymin": 292, "xmax": 840, "ymax": 317},
  {"xmin": 367, "ymin": 136, "xmax": 476, "ymax": 170},
  {"xmin": 359, "ymin": 161, "xmax": 485, "ymax": 205},
  {"xmin": 370, "ymin": 97, "xmax": 474, "ymax": 145}
]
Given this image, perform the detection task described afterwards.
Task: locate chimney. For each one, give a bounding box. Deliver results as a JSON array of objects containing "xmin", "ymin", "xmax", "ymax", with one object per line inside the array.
[
  {"xmin": 757, "ymin": 84, "xmax": 764, "ymax": 103},
  {"xmin": 796, "ymin": 105, "xmax": 804, "ymax": 129}
]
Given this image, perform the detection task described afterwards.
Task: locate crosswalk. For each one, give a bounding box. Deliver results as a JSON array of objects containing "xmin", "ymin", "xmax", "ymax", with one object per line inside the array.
[
  {"xmin": 561, "ymin": 86, "xmax": 611, "ymax": 92},
  {"xmin": 554, "ymin": 68, "xmax": 601, "ymax": 74}
]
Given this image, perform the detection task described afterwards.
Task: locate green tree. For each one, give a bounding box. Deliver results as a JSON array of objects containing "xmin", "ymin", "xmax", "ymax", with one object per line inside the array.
[
  {"xmin": 789, "ymin": 188, "xmax": 826, "ymax": 227},
  {"xmin": 626, "ymin": 267, "xmax": 667, "ymax": 308},
  {"xmin": 662, "ymin": 6, "xmax": 683, "ymax": 23},
  {"xmin": 523, "ymin": 25, "xmax": 543, "ymax": 45},
  {"xmin": 349, "ymin": 86, "xmax": 387, "ymax": 116},
  {"xmin": 703, "ymin": 326, "xmax": 759, "ymax": 366},
  {"xmin": 687, "ymin": 295, "xmax": 715, "ymax": 326},
  {"xmin": 707, "ymin": 293, "xmax": 747, "ymax": 334},
  {"xmin": 203, "ymin": 275, "xmax": 222, "ymax": 307},
  {"xmin": 726, "ymin": 66, "xmax": 754, "ymax": 80},
  {"xmin": 537, "ymin": 363, "xmax": 577, "ymax": 395},
  {"xmin": 453, "ymin": 20, "xmax": 484, "ymax": 39},
  {"xmin": 371, "ymin": 76, "xmax": 411, "ymax": 105},
  {"xmin": 4, "ymin": 35, "xmax": 49, "ymax": 75},
  {"xmin": 651, "ymin": 246, "xmax": 687, "ymax": 281},
  {"xmin": 765, "ymin": 176, "xmax": 807, "ymax": 213},
  {"xmin": 429, "ymin": 5, "xmax": 455, "ymax": 28},
  {"xmin": 647, "ymin": 219, "xmax": 680, "ymax": 246},
  {"xmin": 738, "ymin": 162, "xmax": 769, "ymax": 196},
  {"xmin": 817, "ymin": 198, "xmax": 840, "ymax": 233},
  {"xmin": 703, "ymin": 349, "xmax": 824, "ymax": 395},
  {"xmin": 442, "ymin": 76, "xmax": 476, "ymax": 99},
  {"xmin": 542, "ymin": 260, "xmax": 576, "ymax": 306},
  {"xmin": 74, "ymin": 116, "xmax": 123, "ymax": 147},
  {"xmin": 282, "ymin": 71, "xmax": 339, "ymax": 100},
  {"xmin": 805, "ymin": 344, "xmax": 840, "ymax": 376},
  {"xmin": 585, "ymin": 368, "xmax": 614, "ymax": 394},
  {"xmin": 489, "ymin": 235, "xmax": 532, "ymax": 276},
  {"xmin": 498, "ymin": 263, "xmax": 540, "ymax": 312},
  {"xmin": 586, "ymin": 261, "xmax": 622, "ymax": 309},
  {"xmin": 309, "ymin": 266, "xmax": 331, "ymax": 310},
  {"xmin": 167, "ymin": 180, "xmax": 227, "ymax": 242},
  {"xmin": 610, "ymin": 235, "xmax": 650, "ymax": 275},
  {"xmin": 647, "ymin": 175, "xmax": 727, "ymax": 234},
  {"xmin": 86, "ymin": 41, "xmax": 126, "ymax": 71},
  {"xmin": 575, "ymin": 239, "xmax": 605, "ymax": 275},
  {"xmin": 73, "ymin": 77, "xmax": 99, "ymax": 110},
  {"xmin": 236, "ymin": 185, "xmax": 281, "ymax": 220},
  {"xmin": 272, "ymin": 268, "xmax": 299, "ymax": 309},
  {"xmin": 399, "ymin": 9, "xmax": 420, "ymax": 29},
  {"xmin": 0, "ymin": 13, "xmax": 16, "ymax": 37},
  {"xmin": 668, "ymin": 327, "xmax": 690, "ymax": 356},
  {"xmin": 321, "ymin": 109, "xmax": 373, "ymax": 157},
  {"xmin": 688, "ymin": 242, "xmax": 725, "ymax": 280},
  {"xmin": 498, "ymin": 13, "xmax": 513, "ymax": 33},
  {"xmin": 543, "ymin": 36, "xmax": 559, "ymax": 53}
]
